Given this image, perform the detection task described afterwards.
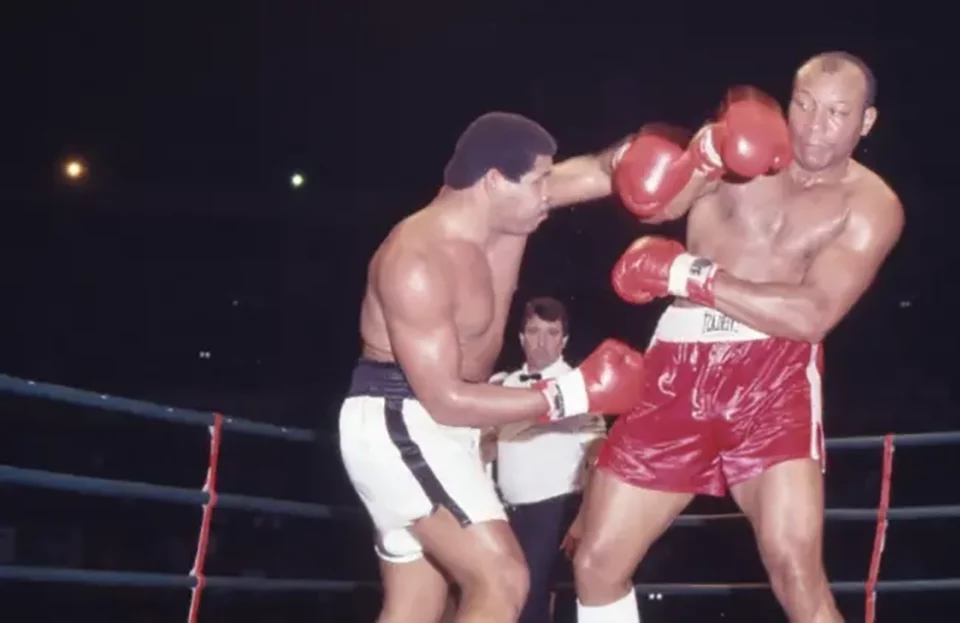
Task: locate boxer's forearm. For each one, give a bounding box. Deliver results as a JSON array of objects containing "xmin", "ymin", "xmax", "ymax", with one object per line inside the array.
[
  {"xmin": 711, "ymin": 272, "xmax": 828, "ymax": 343},
  {"xmin": 547, "ymin": 136, "xmax": 635, "ymax": 209},
  {"xmin": 643, "ymin": 169, "xmax": 716, "ymax": 224},
  {"xmin": 547, "ymin": 153, "xmax": 613, "ymax": 209},
  {"xmin": 433, "ymin": 384, "xmax": 549, "ymax": 427}
]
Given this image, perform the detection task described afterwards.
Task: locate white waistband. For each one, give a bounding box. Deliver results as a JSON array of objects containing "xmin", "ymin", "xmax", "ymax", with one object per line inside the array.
[{"xmin": 652, "ymin": 306, "xmax": 770, "ymax": 343}]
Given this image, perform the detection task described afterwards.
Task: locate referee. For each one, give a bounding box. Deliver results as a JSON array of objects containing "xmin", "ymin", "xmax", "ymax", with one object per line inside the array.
[{"xmin": 488, "ymin": 297, "xmax": 607, "ymax": 623}]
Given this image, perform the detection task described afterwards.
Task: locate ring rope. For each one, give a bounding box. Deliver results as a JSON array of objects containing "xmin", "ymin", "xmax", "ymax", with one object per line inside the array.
[
  {"xmin": 5, "ymin": 372, "xmax": 960, "ymax": 450},
  {"xmin": 0, "ymin": 564, "xmax": 957, "ymax": 594},
  {"xmin": 865, "ymin": 434, "xmax": 895, "ymax": 623},
  {"xmin": 3, "ymin": 373, "xmax": 960, "ymax": 611},
  {"xmin": 0, "ymin": 465, "xmax": 359, "ymax": 519},
  {"xmin": 187, "ymin": 412, "xmax": 223, "ymax": 623},
  {"xmin": 0, "ymin": 374, "xmax": 314, "ymax": 442},
  {"xmin": 0, "ymin": 462, "xmax": 956, "ymax": 523}
]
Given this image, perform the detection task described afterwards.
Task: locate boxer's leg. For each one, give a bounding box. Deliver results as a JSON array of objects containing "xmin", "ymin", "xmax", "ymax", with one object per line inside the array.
[
  {"xmin": 394, "ymin": 397, "xmax": 528, "ymax": 623},
  {"xmin": 573, "ymin": 338, "xmax": 720, "ymax": 622},
  {"xmin": 724, "ymin": 341, "xmax": 840, "ymax": 622},
  {"xmin": 378, "ymin": 553, "xmax": 451, "ymax": 623},
  {"xmin": 730, "ymin": 460, "xmax": 840, "ymax": 623},
  {"xmin": 573, "ymin": 471, "xmax": 692, "ymax": 620},
  {"xmin": 412, "ymin": 509, "xmax": 529, "ymax": 623},
  {"xmin": 344, "ymin": 391, "xmax": 527, "ymax": 622}
]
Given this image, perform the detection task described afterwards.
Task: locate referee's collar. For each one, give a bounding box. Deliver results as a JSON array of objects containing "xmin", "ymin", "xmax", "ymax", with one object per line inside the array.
[{"xmin": 519, "ymin": 357, "xmax": 570, "ymax": 380}]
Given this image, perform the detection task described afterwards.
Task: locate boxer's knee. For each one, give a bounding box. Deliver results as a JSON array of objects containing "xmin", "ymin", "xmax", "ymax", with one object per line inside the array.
[
  {"xmin": 573, "ymin": 538, "xmax": 636, "ymax": 602},
  {"xmin": 757, "ymin": 526, "xmax": 827, "ymax": 601},
  {"xmin": 498, "ymin": 555, "xmax": 530, "ymax": 615},
  {"xmin": 759, "ymin": 532, "xmax": 841, "ymax": 622},
  {"xmin": 461, "ymin": 553, "xmax": 529, "ymax": 620},
  {"xmin": 494, "ymin": 553, "xmax": 529, "ymax": 613}
]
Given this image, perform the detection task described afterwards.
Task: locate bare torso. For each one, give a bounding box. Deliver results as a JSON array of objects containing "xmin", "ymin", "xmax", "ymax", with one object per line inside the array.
[
  {"xmin": 683, "ymin": 160, "xmax": 878, "ymax": 302},
  {"xmin": 360, "ymin": 205, "xmax": 527, "ymax": 382}
]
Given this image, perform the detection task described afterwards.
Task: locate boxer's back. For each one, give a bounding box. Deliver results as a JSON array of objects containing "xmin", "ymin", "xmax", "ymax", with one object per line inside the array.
[
  {"xmin": 685, "ymin": 160, "xmax": 887, "ymax": 291},
  {"xmin": 360, "ymin": 204, "xmax": 523, "ymax": 382}
]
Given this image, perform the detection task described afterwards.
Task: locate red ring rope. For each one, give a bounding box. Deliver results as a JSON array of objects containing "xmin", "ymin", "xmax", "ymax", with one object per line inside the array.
[
  {"xmin": 187, "ymin": 412, "xmax": 224, "ymax": 623},
  {"xmin": 864, "ymin": 434, "xmax": 895, "ymax": 623}
]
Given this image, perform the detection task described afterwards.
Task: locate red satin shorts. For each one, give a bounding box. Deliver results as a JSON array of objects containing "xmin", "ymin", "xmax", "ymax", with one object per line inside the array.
[{"xmin": 597, "ymin": 306, "xmax": 825, "ymax": 497}]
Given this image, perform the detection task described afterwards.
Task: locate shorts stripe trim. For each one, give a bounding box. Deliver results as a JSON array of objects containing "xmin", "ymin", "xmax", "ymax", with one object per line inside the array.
[
  {"xmin": 806, "ymin": 344, "xmax": 825, "ymax": 471},
  {"xmin": 383, "ymin": 397, "xmax": 471, "ymax": 527}
]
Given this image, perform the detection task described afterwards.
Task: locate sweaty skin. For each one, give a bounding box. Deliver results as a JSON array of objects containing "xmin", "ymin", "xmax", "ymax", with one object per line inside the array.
[
  {"xmin": 684, "ymin": 158, "xmax": 902, "ymax": 342},
  {"xmin": 358, "ymin": 151, "xmax": 615, "ymax": 428},
  {"xmin": 650, "ymin": 63, "xmax": 903, "ymax": 341},
  {"xmin": 577, "ymin": 59, "xmax": 901, "ymax": 623}
]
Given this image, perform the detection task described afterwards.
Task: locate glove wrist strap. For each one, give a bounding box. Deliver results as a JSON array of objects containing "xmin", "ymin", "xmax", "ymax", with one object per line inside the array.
[
  {"xmin": 542, "ymin": 372, "xmax": 589, "ymax": 421},
  {"xmin": 611, "ymin": 141, "xmax": 631, "ymax": 169},
  {"xmin": 668, "ymin": 253, "xmax": 718, "ymax": 306},
  {"xmin": 691, "ymin": 125, "xmax": 724, "ymax": 179}
]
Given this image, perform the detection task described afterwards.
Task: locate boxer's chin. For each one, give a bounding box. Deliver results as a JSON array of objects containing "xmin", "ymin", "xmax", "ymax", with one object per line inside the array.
[
  {"xmin": 526, "ymin": 213, "xmax": 548, "ymax": 233},
  {"xmin": 796, "ymin": 144, "xmax": 835, "ymax": 171},
  {"xmin": 510, "ymin": 213, "xmax": 547, "ymax": 235}
]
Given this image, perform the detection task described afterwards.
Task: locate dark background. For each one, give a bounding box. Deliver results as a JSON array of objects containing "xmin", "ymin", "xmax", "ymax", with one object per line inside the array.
[{"xmin": 0, "ymin": 4, "xmax": 957, "ymax": 621}]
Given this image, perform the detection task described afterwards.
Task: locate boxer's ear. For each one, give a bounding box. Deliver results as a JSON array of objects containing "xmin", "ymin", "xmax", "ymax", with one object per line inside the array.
[
  {"xmin": 562, "ymin": 336, "xmax": 568, "ymax": 349},
  {"xmin": 482, "ymin": 167, "xmax": 506, "ymax": 194},
  {"xmin": 860, "ymin": 106, "xmax": 878, "ymax": 137}
]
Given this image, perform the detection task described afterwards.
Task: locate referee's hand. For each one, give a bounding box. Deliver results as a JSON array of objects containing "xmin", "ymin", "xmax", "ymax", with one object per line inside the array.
[{"xmin": 560, "ymin": 511, "xmax": 583, "ymax": 560}]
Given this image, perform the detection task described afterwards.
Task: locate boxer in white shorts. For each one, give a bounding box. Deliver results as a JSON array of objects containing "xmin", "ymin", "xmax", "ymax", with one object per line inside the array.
[
  {"xmin": 337, "ymin": 112, "xmax": 645, "ymax": 623},
  {"xmin": 340, "ymin": 359, "xmax": 507, "ymax": 563}
]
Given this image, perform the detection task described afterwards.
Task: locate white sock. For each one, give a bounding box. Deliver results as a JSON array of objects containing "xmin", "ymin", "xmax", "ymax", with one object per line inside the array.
[{"xmin": 577, "ymin": 587, "xmax": 640, "ymax": 623}]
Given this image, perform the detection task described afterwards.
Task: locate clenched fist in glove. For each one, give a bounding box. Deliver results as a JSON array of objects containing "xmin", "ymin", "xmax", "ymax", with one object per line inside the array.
[
  {"xmin": 693, "ymin": 86, "xmax": 793, "ymax": 179},
  {"xmin": 612, "ymin": 236, "xmax": 718, "ymax": 306},
  {"xmin": 611, "ymin": 124, "xmax": 694, "ymax": 220},
  {"xmin": 537, "ymin": 339, "xmax": 645, "ymax": 422},
  {"xmin": 611, "ymin": 86, "xmax": 791, "ymax": 221}
]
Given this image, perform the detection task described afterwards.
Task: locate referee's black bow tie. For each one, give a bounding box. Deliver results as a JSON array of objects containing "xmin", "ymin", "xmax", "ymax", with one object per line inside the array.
[{"xmin": 518, "ymin": 373, "xmax": 542, "ymax": 382}]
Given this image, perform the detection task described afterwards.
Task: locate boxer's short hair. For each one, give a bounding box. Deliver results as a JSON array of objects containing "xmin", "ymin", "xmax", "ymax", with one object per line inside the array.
[
  {"xmin": 523, "ymin": 296, "xmax": 569, "ymax": 335},
  {"xmin": 443, "ymin": 112, "xmax": 557, "ymax": 190},
  {"xmin": 803, "ymin": 51, "xmax": 877, "ymax": 107}
]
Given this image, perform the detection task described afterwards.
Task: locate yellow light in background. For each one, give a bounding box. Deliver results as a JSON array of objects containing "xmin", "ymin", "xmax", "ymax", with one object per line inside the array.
[
  {"xmin": 63, "ymin": 159, "xmax": 86, "ymax": 180},
  {"xmin": 290, "ymin": 172, "xmax": 305, "ymax": 188}
]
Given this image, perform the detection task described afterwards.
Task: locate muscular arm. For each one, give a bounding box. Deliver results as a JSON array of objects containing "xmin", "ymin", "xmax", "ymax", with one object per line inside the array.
[
  {"xmin": 642, "ymin": 170, "xmax": 719, "ymax": 224},
  {"xmin": 378, "ymin": 252, "xmax": 550, "ymax": 427},
  {"xmin": 551, "ymin": 131, "xmax": 721, "ymax": 219},
  {"xmin": 546, "ymin": 138, "xmax": 632, "ymax": 209},
  {"xmin": 711, "ymin": 187, "xmax": 904, "ymax": 342}
]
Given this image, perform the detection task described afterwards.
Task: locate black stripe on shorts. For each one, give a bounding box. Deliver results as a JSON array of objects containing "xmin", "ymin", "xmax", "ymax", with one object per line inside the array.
[{"xmin": 383, "ymin": 397, "xmax": 471, "ymax": 527}]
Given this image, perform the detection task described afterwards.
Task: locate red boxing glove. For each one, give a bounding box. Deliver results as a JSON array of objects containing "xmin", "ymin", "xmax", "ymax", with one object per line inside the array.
[
  {"xmin": 691, "ymin": 86, "xmax": 792, "ymax": 179},
  {"xmin": 612, "ymin": 124, "xmax": 696, "ymax": 220},
  {"xmin": 612, "ymin": 236, "xmax": 718, "ymax": 306},
  {"xmin": 537, "ymin": 339, "xmax": 645, "ymax": 422}
]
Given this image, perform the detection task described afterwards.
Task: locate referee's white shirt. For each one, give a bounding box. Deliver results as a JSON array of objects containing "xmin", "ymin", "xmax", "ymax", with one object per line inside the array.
[{"xmin": 494, "ymin": 358, "xmax": 607, "ymax": 506}]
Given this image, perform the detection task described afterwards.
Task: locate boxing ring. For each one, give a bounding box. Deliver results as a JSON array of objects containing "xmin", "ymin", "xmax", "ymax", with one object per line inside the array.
[{"xmin": 1, "ymin": 374, "xmax": 958, "ymax": 621}]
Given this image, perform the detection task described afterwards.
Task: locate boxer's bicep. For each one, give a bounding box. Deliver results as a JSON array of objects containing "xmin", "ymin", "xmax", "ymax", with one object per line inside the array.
[
  {"xmin": 803, "ymin": 191, "xmax": 904, "ymax": 334},
  {"xmin": 378, "ymin": 255, "xmax": 462, "ymax": 412}
]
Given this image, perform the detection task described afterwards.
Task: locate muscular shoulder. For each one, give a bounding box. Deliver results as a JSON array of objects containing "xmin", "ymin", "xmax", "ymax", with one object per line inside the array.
[
  {"xmin": 375, "ymin": 225, "xmax": 479, "ymax": 315},
  {"xmin": 842, "ymin": 162, "xmax": 904, "ymax": 250}
]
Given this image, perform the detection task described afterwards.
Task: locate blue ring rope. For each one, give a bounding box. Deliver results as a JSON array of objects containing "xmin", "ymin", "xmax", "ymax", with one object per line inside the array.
[
  {"xmin": 6, "ymin": 372, "xmax": 960, "ymax": 450},
  {"xmin": 0, "ymin": 564, "xmax": 956, "ymax": 595},
  {"xmin": 0, "ymin": 464, "xmax": 956, "ymax": 524},
  {"xmin": 3, "ymin": 372, "xmax": 959, "ymax": 597}
]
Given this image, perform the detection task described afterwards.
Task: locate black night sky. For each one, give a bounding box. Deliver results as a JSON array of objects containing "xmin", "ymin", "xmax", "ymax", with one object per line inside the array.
[{"xmin": 0, "ymin": 5, "xmax": 957, "ymax": 622}]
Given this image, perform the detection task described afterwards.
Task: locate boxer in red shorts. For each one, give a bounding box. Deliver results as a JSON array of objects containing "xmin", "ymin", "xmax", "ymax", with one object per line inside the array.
[{"xmin": 571, "ymin": 52, "xmax": 904, "ymax": 623}]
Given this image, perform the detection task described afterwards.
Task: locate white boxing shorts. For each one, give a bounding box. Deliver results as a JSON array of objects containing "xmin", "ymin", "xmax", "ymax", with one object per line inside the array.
[{"xmin": 338, "ymin": 359, "xmax": 506, "ymax": 563}]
